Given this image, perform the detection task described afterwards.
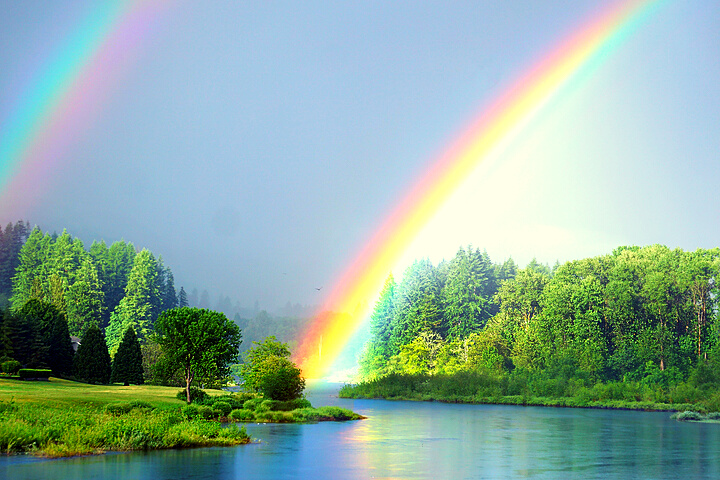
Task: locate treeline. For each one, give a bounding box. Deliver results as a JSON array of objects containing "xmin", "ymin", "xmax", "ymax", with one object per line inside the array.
[
  {"xmin": 235, "ymin": 310, "xmax": 313, "ymax": 355},
  {"xmin": 361, "ymin": 245, "xmax": 720, "ymax": 386},
  {"xmin": 0, "ymin": 221, "xmax": 31, "ymax": 306},
  {"xmin": 7, "ymin": 226, "xmax": 184, "ymax": 353}
]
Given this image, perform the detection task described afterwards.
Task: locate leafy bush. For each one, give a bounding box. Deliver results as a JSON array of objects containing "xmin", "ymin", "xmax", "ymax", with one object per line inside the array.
[
  {"xmin": 706, "ymin": 412, "xmax": 720, "ymax": 420},
  {"xmin": 289, "ymin": 406, "xmax": 360, "ymax": 422},
  {"xmin": 243, "ymin": 398, "xmax": 264, "ymax": 411},
  {"xmin": 257, "ymin": 399, "xmax": 275, "ymax": 412},
  {"xmin": 213, "ymin": 401, "xmax": 232, "ymax": 417},
  {"xmin": 229, "ymin": 409, "xmax": 255, "ymax": 421},
  {"xmin": 1, "ymin": 360, "xmax": 21, "ymax": 375},
  {"xmin": 18, "ymin": 369, "xmax": 52, "ymax": 380},
  {"xmin": 181, "ymin": 405, "xmax": 199, "ymax": 420},
  {"xmin": 671, "ymin": 411, "xmax": 703, "ymax": 421},
  {"xmin": 198, "ymin": 405, "xmax": 216, "ymax": 420},
  {"xmin": 176, "ymin": 386, "xmax": 208, "ymax": 404}
]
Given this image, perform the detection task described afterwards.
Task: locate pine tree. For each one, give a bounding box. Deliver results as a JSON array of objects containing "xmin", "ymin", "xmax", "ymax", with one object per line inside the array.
[
  {"xmin": 178, "ymin": 287, "xmax": 189, "ymax": 308},
  {"xmin": 0, "ymin": 308, "xmax": 14, "ymax": 361},
  {"xmin": 66, "ymin": 257, "xmax": 105, "ymax": 336},
  {"xmin": 10, "ymin": 227, "xmax": 51, "ymax": 311},
  {"xmin": 102, "ymin": 241, "xmax": 137, "ymax": 328},
  {"xmin": 23, "ymin": 299, "xmax": 74, "ymax": 376},
  {"xmin": 106, "ymin": 249, "xmax": 159, "ymax": 354},
  {"xmin": 0, "ymin": 221, "xmax": 30, "ymax": 302},
  {"xmin": 73, "ymin": 323, "xmax": 111, "ymax": 384},
  {"xmin": 110, "ymin": 325, "xmax": 144, "ymax": 385}
]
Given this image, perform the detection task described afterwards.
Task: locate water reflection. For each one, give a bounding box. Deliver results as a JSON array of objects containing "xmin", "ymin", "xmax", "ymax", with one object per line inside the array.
[{"xmin": 3, "ymin": 390, "xmax": 720, "ymax": 479}]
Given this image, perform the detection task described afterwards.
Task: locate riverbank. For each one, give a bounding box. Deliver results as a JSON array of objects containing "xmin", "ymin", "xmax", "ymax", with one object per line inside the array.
[
  {"xmin": 0, "ymin": 378, "xmax": 362, "ymax": 458},
  {"xmin": 339, "ymin": 372, "xmax": 720, "ymax": 414},
  {"xmin": 0, "ymin": 378, "xmax": 250, "ymax": 457}
]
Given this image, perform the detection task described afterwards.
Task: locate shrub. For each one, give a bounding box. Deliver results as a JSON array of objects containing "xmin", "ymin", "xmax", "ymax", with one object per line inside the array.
[
  {"xmin": 243, "ymin": 398, "xmax": 264, "ymax": 411},
  {"xmin": 181, "ymin": 404, "xmax": 199, "ymax": 420},
  {"xmin": 198, "ymin": 405, "xmax": 216, "ymax": 420},
  {"xmin": 176, "ymin": 386, "xmax": 208, "ymax": 404},
  {"xmin": 229, "ymin": 409, "xmax": 255, "ymax": 421},
  {"xmin": 706, "ymin": 412, "xmax": 720, "ymax": 420},
  {"xmin": 1, "ymin": 360, "xmax": 21, "ymax": 375},
  {"xmin": 213, "ymin": 401, "xmax": 232, "ymax": 417},
  {"xmin": 257, "ymin": 399, "xmax": 277, "ymax": 412},
  {"xmin": 671, "ymin": 411, "xmax": 703, "ymax": 422},
  {"xmin": 18, "ymin": 369, "xmax": 52, "ymax": 380},
  {"xmin": 274, "ymin": 398, "xmax": 311, "ymax": 411}
]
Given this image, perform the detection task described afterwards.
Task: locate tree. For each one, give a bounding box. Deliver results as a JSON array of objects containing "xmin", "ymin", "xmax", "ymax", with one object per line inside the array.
[
  {"xmin": 178, "ymin": 287, "xmax": 189, "ymax": 308},
  {"xmin": 0, "ymin": 221, "xmax": 30, "ymax": 304},
  {"xmin": 154, "ymin": 307, "xmax": 241, "ymax": 403},
  {"xmin": 106, "ymin": 249, "xmax": 159, "ymax": 354},
  {"xmin": 95, "ymin": 240, "xmax": 137, "ymax": 328},
  {"xmin": 239, "ymin": 336, "xmax": 304, "ymax": 401},
  {"xmin": 74, "ymin": 323, "xmax": 111, "ymax": 384},
  {"xmin": 256, "ymin": 355, "xmax": 305, "ymax": 401},
  {"xmin": 443, "ymin": 246, "xmax": 494, "ymax": 340},
  {"xmin": 110, "ymin": 325, "xmax": 144, "ymax": 385},
  {"xmin": 20, "ymin": 299, "xmax": 74, "ymax": 376},
  {"xmin": 368, "ymin": 274, "xmax": 396, "ymax": 359},
  {"xmin": 66, "ymin": 256, "xmax": 105, "ymax": 336},
  {"xmin": 10, "ymin": 227, "xmax": 51, "ymax": 311}
]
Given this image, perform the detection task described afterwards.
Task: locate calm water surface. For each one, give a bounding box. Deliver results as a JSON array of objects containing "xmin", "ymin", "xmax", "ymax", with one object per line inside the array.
[{"xmin": 3, "ymin": 384, "xmax": 720, "ymax": 479}]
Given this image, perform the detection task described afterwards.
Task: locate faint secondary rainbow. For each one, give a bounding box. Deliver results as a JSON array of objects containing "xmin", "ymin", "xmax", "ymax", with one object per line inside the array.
[
  {"xmin": 295, "ymin": 0, "xmax": 666, "ymax": 379},
  {"xmin": 0, "ymin": 0, "xmax": 169, "ymax": 217}
]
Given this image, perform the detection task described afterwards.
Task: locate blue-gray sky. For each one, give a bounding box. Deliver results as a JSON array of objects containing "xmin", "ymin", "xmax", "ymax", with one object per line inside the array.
[{"xmin": 1, "ymin": 1, "xmax": 718, "ymax": 312}]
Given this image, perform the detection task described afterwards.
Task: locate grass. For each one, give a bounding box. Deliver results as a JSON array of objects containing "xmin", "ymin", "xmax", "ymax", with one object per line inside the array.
[
  {"xmin": 0, "ymin": 377, "xmax": 220, "ymax": 409},
  {"xmin": 0, "ymin": 378, "xmax": 249, "ymax": 457},
  {"xmin": 339, "ymin": 371, "xmax": 720, "ymax": 415}
]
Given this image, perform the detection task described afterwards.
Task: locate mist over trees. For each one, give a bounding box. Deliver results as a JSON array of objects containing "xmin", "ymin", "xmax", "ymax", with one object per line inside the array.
[{"xmin": 361, "ymin": 245, "xmax": 720, "ymax": 387}]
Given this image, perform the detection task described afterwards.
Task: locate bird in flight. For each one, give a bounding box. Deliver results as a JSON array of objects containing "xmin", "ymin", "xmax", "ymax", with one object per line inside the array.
[{"xmin": 315, "ymin": 287, "xmax": 323, "ymax": 291}]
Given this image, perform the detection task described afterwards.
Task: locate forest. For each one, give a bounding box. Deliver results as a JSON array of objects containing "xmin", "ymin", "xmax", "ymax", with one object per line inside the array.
[{"xmin": 348, "ymin": 244, "xmax": 720, "ymax": 409}]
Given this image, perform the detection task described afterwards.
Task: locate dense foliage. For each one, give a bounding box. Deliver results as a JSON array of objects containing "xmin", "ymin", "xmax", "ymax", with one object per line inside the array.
[
  {"xmin": 73, "ymin": 323, "xmax": 112, "ymax": 384},
  {"xmin": 359, "ymin": 245, "xmax": 720, "ymax": 401},
  {"xmin": 154, "ymin": 307, "xmax": 242, "ymax": 403},
  {"xmin": 9, "ymin": 226, "xmax": 178, "ymax": 342},
  {"xmin": 239, "ymin": 336, "xmax": 305, "ymax": 401},
  {"xmin": 110, "ymin": 326, "xmax": 144, "ymax": 385}
]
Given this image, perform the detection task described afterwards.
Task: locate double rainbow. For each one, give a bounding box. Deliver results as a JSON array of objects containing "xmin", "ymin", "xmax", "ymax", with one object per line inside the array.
[
  {"xmin": 0, "ymin": 0, "xmax": 168, "ymax": 215},
  {"xmin": 295, "ymin": 0, "xmax": 665, "ymax": 379}
]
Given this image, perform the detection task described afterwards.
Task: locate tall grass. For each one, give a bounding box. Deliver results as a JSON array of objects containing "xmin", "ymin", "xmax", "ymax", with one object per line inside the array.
[
  {"xmin": 0, "ymin": 399, "xmax": 250, "ymax": 457},
  {"xmin": 0, "ymin": 378, "xmax": 251, "ymax": 457},
  {"xmin": 339, "ymin": 370, "xmax": 720, "ymax": 413}
]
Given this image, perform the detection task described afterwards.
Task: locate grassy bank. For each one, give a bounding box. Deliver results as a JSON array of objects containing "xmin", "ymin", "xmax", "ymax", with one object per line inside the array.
[
  {"xmin": 0, "ymin": 377, "xmax": 363, "ymax": 457},
  {"xmin": 0, "ymin": 378, "xmax": 249, "ymax": 457},
  {"xmin": 339, "ymin": 371, "xmax": 720, "ymax": 414}
]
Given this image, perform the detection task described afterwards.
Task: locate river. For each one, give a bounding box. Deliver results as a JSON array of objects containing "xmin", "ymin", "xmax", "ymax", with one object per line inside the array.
[{"xmin": 3, "ymin": 383, "xmax": 720, "ymax": 479}]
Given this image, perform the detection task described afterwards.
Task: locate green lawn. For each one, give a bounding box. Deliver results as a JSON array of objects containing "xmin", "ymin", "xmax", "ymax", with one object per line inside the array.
[
  {"xmin": 0, "ymin": 378, "xmax": 249, "ymax": 457},
  {"xmin": 0, "ymin": 377, "xmax": 222, "ymax": 409}
]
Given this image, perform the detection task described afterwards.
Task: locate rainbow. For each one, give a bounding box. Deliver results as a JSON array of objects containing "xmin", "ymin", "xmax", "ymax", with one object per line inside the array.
[
  {"xmin": 295, "ymin": 0, "xmax": 666, "ymax": 379},
  {"xmin": 0, "ymin": 0, "xmax": 168, "ymax": 216}
]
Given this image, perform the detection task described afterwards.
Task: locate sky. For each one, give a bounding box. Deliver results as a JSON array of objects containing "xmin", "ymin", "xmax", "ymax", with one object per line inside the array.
[{"xmin": 0, "ymin": 0, "xmax": 719, "ymax": 314}]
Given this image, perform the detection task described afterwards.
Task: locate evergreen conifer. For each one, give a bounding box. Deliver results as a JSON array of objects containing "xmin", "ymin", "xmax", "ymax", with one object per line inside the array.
[
  {"xmin": 110, "ymin": 325, "xmax": 144, "ymax": 385},
  {"xmin": 74, "ymin": 323, "xmax": 111, "ymax": 384}
]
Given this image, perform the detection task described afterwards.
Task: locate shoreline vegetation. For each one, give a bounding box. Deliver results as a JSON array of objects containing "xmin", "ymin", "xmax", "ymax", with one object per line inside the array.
[
  {"xmin": 0, "ymin": 378, "xmax": 362, "ymax": 458},
  {"xmin": 351, "ymin": 245, "xmax": 720, "ymax": 425},
  {"xmin": 338, "ymin": 371, "xmax": 720, "ymax": 417}
]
